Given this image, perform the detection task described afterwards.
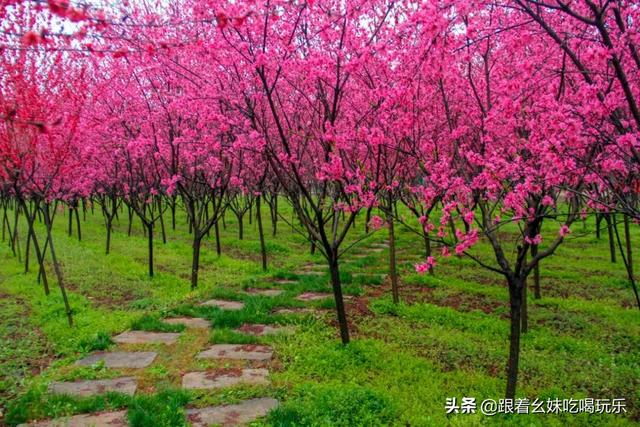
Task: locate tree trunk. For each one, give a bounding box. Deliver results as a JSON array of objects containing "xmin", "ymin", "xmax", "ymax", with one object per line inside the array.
[
  {"xmin": 43, "ymin": 204, "xmax": 73, "ymax": 327},
  {"xmin": 606, "ymin": 214, "xmax": 617, "ymax": 263},
  {"xmin": 191, "ymin": 233, "xmax": 202, "ymax": 290},
  {"xmin": 171, "ymin": 199, "xmax": 176, "ymax": 230},
  {"xmin": 624, "ymin": 215, "xmax": 634, "ymax": 282},
  {"xmin": 364, "ymin": 205, "xmax": 373, "ymax": 233},
  {"xmin": 25, "ymin": 217, "xmax": 32, "ymax": 273},
  {"xmin": 329, "ymin": 256, "xmax": 350, "ymax": 344},
  {"xmin": 106, "ymin": 217, "xmax": 112, "ymax": 255},
  {"xmin": 127, "ymin": 205, "xmax": 133, "ymax": 236},
  {"xmin": 158, "ymin": 199, "xmax": 166, "ymax": 244},
  {"xmin": 596, "ymin": 214, "xmax": 602, "ymax": 239},
  {"xmin": 256, "ymin": 196, "xmax": 267, "ymax": 271},
  {"xmin": 68, "ymin": 206, "xmax": 73, "ymax": 236},
  {"xmin": 1, "ymin": 199, "xmax": 8, "ymax": 242},
  {"xmin": 214, "ymin": 220, "xmax": 221, "ymax": 256},
  {"xmin": 271, "ymin": 196, "xmax": 278, "ymax": 236},
  {"xmin": 423, "ymin": 230, "xmax": 434, "ymax": 275},
  {"xmin": 22, "ymin": 200, "xmax": 50, "ymax": 296},
  {"xmin": 387, "ymin": 208, "xmax": 399, "ymax": 304},
  {"xmin": 620, "ymin": 215, "xmax": 640, "ymax": 309},
  {"xmin": 147, "ymin": 222, "xmax": 154, "ymax": 277},
  {"xmin": 237, "ymin": 214, "xmax": 243, "ymax": 240},
  {"xmin": 521, "ymin": 275, "xmax": 528, "ymax": 334},
  {"xmin": 11, "ymin": 204, "xmax": 19, "ymax": 258},
  {"xmin": 310, "ymin": 235, "xmax": 316, "ymax": 255},
  {"xmin": 74, "ymin": 206, "xmax": 82, "ymax": 241},
  {"xmin": 506, "ymin": 278, "xmax": 523, "ymax": 399},
  {"xmin": 531, "ymin": 244, "xmax": 541, "ymax": 299}
]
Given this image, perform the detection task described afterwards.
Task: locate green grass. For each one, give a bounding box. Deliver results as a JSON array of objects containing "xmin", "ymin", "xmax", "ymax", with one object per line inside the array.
[
  {"xmin": 130, "ymin": 314, "xmax": 185, "ymax": 333},
  {"xmin": 0, "ymin": 202, "xmax": 638, "ymax": 426}
]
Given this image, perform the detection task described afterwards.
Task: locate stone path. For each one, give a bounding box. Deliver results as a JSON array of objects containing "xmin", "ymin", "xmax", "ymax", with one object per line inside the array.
[
  {"xmin": 17, "ymin": 411, "xmax": 129, "ymax": 427},
  {"xmin": 244, "ymin": 288, "xmax": 284, "ymax": 297},
  {"xmin": 235, "ymin": 323, "xmax": 296, "ymax": 336},
  {"xmin": 182, "ymin": 368, "xmax": 269, "ymax": 389},
  {"xmin": 163, "ymin": 317, "xmax": 211, "ymax": 329},
  {"xmin": 113, "ymin": 331, "xmax": 180, "ymax": 345},
  {"xmin": 198, "ymin": 299, "xmax": 245, "ymax": 310},
  {"xmin": 25, "ymin": 276, "xmax": 315, "ymax": 425},
  {"xmin": 49, "ymin": 377, "xmax": 136, "ymax": 397},
  {"xmin": 186, "ymin": 398, "xmax": 279, "ymax": 427},
  {"xmin": 75, "ymin": 351, "xmax": 157, "ymax": 368},
  {"xmin": 197, "ymin": 344, "xmax": 273, "ymax": 361}
]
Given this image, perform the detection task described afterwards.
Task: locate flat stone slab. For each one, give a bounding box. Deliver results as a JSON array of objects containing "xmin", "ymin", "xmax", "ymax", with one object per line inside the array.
[
  {"xmin": 301, "ymin": 264, "xmax": 325, "ymax": 271},
  {"xmin": 18, "ymin": 410, "xmax": 128, "ymax": 427},
  {"xmin": 199, "ymin": 299, "xmax": 245, "ymax": 310},
  {"xmin": 370, "ymin": 242, "xmax": 389, "ymax": 248},
  {"xmin": 113, "ymin": 331, "xmax": 180, "ymax": 345},
  {"xmin": 182, "ymin": 368, "xmax": 269, "ymax": 389},
  {"xmin": 186, "ymin": 398, "xmax": 279, "ymax": 427},
  {"xmin": 272, "ymin": 278, "xmax": 297, "ymax": 284},
  {"xmin": 235, "ymin": 323, "xmax": 296, "ymax": 336},
  {"xmin": 49, "ymin": 377, "xmax": 137, "ymax": 397},
  {"xmin": 76, "ymin": 351, "xmax": 157, "ymax": 368},
  {"xmin": 163, "ymin": 317, "xmax": 211, "ymax": 329},
  {"xmin": 296, "ymin": 292, "xmax": 333, "ymax": 301},
  {"xmin": 298, "ymin": 271, "xmax": 324, "ymax": 276},
  {"xmin": 244, "ymin": 288, "xmax": 284, "ymax": 297},
  {"xmin": 272, "ymin": 307, "xmax": 317, "ymax": 315},
  {"xmin": 197, "ymin": 344, "xmax": 273, "ymax": 361},
  {"xmin": 296, "ymin": 292, "xmax": 353, "ymax": 302},
  {"xmin": 351, "ymin": 253, "xmax": 370, "ymax": 258}
]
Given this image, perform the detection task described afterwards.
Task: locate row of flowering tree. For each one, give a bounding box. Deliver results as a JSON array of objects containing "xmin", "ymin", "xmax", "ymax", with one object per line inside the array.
[{"xmin": 1, "ymin": 0, "xmax": 639, "ymax": 400}]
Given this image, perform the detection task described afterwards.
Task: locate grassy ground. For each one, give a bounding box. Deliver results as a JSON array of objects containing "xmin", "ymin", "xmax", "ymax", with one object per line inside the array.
[{"xmin": 0, "ymin": 201, "xmax": 638, "ymax": 426}]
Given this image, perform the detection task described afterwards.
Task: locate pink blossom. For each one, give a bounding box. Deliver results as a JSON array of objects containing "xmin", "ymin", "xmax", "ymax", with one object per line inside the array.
[
  {"xmin": 368, "ymin": 215, "xmax": 385, "ymax": 230},
  {"xmin": 559, "ymin": 225, "xmax": 571, "ymax": 237},
  {"xmin": 415, "ymin": 256, "xmax": 436, "ymax": 273}
]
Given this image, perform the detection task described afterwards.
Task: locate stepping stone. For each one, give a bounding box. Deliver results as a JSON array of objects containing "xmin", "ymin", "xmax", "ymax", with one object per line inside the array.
[
  {"xmin": 49, "ymin": 377, "xmax": 137, "ymax": 397},
  {"xmin": 113, "ymin": 331, "xmax": 180, "ymax": 345},
  {"xmin": 163, "ymin": 317, "xmax": 211, "ymax": 329},
  {"xmin": 296, "ymin": 292, "xmax": 333, "ymax": 301},
  {"xmin": 372, "ymin": 242, "xmax": 389, "ymax": 247},
  {"xmin": 76, "ymin": 351, "xmax": 157, "ymax": 368},
  {"xmin": 235, "ymin": 323, "xmax": 296, "ymax": 336},
  {"xmin": 272, "ymin": 307, "xmax": 317, "ymax": 315},
  {"xmin": 182, "ymin": 368, "xmax": 269, "ymax": 389},
  {"xmin": 199, "ymin": 299, "xmax": 245, "ymax": 310},
  {"xmin": 17, "ymin": 411, "xmax": 128, "ymax": 427},
  {"xmin": 296, "ymin": 292, "xmax": 353, "ymax": 302},
  {"xmin": 351, "ymin": 253, "xmax": 370, "ymax": 258},
  {"xmin": 272, "ymin": 278, "xmax": 297, "ymax": 285},
  {"xmin": 186, "ymin": 398, "xmax": 279, "ymax": 427},
  {"xmin": 298, "ymin": 271, "xmax": 324, "ymax": 276},
  {"xmin": 197, "ymin": 344, "xmax": 273, "ymax": 361},
  {"xmin": 244, "ymin": 288, "xmax": 284, "ymax": 297}
]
